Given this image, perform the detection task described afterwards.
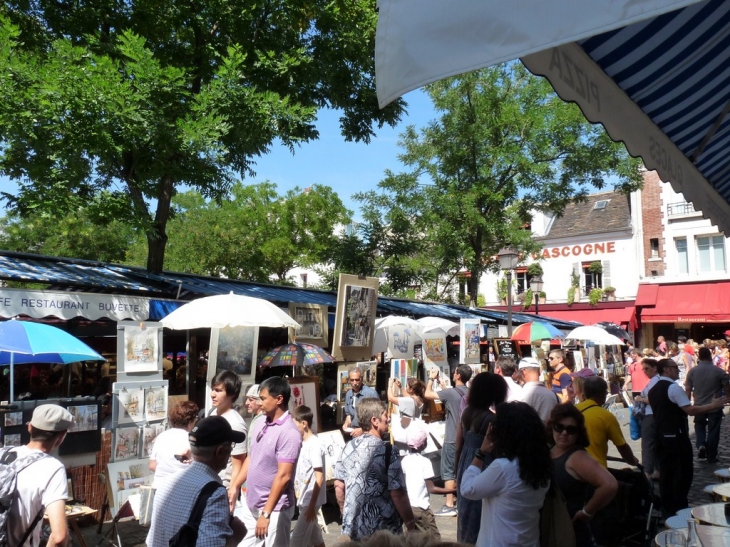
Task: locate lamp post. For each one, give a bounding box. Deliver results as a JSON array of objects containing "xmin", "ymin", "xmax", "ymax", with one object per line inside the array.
[
  {"xmin": 498, "ymin": 247, "xmax": 519, "ymax": 336},
  {"xmin": 530, "ymin": 275, "xmax": 544, "ymax": 316}
]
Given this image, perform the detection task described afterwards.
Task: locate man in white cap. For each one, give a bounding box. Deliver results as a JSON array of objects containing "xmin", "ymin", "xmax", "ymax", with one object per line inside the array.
[
  {"xmin": 518, "ymin": 357, "xmax": 558, "ymax": 422},
  {"xmin": 5, "ymin": 403, "xmax": 74, "ymax": 547}
]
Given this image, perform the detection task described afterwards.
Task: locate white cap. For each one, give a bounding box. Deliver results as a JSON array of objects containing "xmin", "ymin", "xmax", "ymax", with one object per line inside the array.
[
  {"xmin": 245, "ymin": 385, "xmax": 260, "ymax": 399},
  {"xmin": 518, "ymin": 357, "xmax": 541, "ymax": 369}
]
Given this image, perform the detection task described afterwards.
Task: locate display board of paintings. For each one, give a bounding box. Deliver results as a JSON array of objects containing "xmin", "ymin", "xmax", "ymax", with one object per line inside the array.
[
  {"xmin": 106, "ymin": 459, "xmax": 152, "ymax": 516},
  {"xmin": 331, "ymin": 274, "xmax": 379, "ymax": 361},
  {"xmin": 111, "ymin": 380, "xmax": 169, "ymax": 462}
]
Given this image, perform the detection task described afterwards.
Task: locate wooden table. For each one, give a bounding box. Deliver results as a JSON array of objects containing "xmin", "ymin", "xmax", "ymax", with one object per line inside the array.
[
  {"xmin": 691, "ymin": 503, "xmax": 730, "ymax": 528},
  {"xmin": 45, "ymin": 505, "xmax": 98, "ymax": 547}
]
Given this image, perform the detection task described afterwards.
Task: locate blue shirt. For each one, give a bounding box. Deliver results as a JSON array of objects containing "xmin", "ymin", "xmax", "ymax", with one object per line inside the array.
[{"xmin": 344, "ymin": 386, "xmax": 379, "ymax": 427}]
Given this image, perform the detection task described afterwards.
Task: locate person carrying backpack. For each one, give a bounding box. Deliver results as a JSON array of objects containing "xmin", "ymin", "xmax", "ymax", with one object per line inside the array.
[
  {"xmin": 424, "ymin": 364, "xmax": 473, "ymax": 516},
  {"xmin": 2, "ymin": 404, "xmax": 75, "ymax": 547}
]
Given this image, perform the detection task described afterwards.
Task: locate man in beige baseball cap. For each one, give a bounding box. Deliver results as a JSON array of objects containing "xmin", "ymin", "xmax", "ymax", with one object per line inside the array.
[{"xmin": 5, "ymin": 404, "xmax": 74, "ymax": 547}]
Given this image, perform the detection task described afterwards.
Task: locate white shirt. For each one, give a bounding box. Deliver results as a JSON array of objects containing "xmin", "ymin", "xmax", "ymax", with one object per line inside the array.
[
  {"xmin": 9, "ymin": 446, "xmax": 68, "ymax": 547},
  {"xmin": 211, "ymin": 407, "xmax": 247, "ymax": 486},
  {"xmin": 504, "ymin": 377, "xmax": 523, "ymax": 402},
  {"xmin": 401, "ymin": 452, "xmax": 434, "ymax": 510},
  {"xmin": 461, "ymin": 458, "xmax": 548, "ymax": 547},
  {"xmin": 641, "ymin": 375, "xmax": 661, "ymax": 416},
  {"xmin": 294, "ymin": 435, "xmax": 327, "ymax": 509},
  {"xmin": 150, "ymin": 427, "xmax": 190, "ymax": 489},
  {"xmin": 520, "ymin": 382, "xmax": 558, "ymax": 422}
]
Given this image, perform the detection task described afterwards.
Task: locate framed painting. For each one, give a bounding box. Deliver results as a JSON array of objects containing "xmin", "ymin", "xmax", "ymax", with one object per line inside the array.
[
  {"xmin": 332, "ymin": 274, "xmax": 379, "ymax": 361},
  {"xmin": 206, "ymin": 326, "xmax": 259, "ymax": 412},
  {"xmin": 122, "ymin": 324, "xmax": 161, "ymax": 373},
  {"xmin": 287, "ymin": 376, "xmax": 321, "ymax": 433},
  {"xmin": 318, "ymin": 430, "xmax": 347, "ymax": 481},
  {"xmin": 289, "ymin": 303, "xmax": 329, "ymax": 347},
  {"xmin": 460, "ymin": 319, "xmax": 481, "ymax": 364}
]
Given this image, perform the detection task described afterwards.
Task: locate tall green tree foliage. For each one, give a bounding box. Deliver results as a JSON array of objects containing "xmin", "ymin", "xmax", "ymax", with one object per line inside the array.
[
  {"xmin": 126, "ymin": 182, "xmax": 351, "ymax": 282},
  {"xmin": 0, "ymin": 1, "xmax": 403, "ymax": 272},
  {"xmin": 358, "ymin": 64, "xmax": 642, "ymax": 306}
]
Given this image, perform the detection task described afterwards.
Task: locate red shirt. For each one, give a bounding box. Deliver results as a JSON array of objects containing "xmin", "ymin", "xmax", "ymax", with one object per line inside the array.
[{"xmin": 628, "ymin": 362, "xmax": 650, "ymax": 392}]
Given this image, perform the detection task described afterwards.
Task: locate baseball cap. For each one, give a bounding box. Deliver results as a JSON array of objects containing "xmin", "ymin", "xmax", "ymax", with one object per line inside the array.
[
  {"xmin": 31, "ymin": 404, "xmax": 75, "ymax": 432},
  {"xmin": 724, "ymin": 330, "xmax": 730, "ymax": 336},
  {"xmin": 518, "ymin": 357, "xmax": 541, "ymax": 369},
  {"xmin": 406, "ymin": 424, "xmax": 428, "ymax": 450},
  {"xmin": 570, "ymin": 368, "xmax": 596, "ymax": 379},
  {"xmin": 683, "ymin": 344, "xmax": 695, "ymax": 356},
  {"xmin": 246, "ymin": 385, "xmax": 260, "ymax": 399},
  {"xmin": 189, "ymin": 416, "xmax": 246, "ymax": 447}
]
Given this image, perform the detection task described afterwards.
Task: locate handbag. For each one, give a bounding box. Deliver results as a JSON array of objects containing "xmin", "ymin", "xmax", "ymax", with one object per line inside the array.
[
  {"xmin": 629, "ymin": 408, "xmax": 642, "ymax": 441},
  {"xmin": 539, "ymin": 482, "xmax": 576, "ymax": 547},
  {"xmin": 168, "ymin": 481, "xmax": 224, "ymax": 547}
]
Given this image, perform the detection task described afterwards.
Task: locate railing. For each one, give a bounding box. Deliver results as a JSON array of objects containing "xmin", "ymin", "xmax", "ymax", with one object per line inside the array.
[{"xmin": 667, "ymin": 201, "xmax": 696, "ymax": 217}]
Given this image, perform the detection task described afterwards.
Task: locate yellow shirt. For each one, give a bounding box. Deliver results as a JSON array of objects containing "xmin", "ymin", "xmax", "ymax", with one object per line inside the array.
[{"xmin": 575, "ymin": 398, "xmax": 626, "ymax": 468}]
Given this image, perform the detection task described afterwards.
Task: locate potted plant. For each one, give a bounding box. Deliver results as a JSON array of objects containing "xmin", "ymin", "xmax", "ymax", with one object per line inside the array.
[
  {"xmin": 567, "ymin": 286, "xmax": 576, "ymax": 306},
  {"xmin": 603, "ymin": 286, "xmax": 616, "ymax": 301},
  {"xmin": 589, "ymin": 287, "xmax": 604, "ymax": 306},
  {"xmin": 527, "ymin": 262, "xmax": 544, "ymax": 277},
  {"xmin": 568, "ymin": 270, "xmax": 580, "ymax": 305},
  {"xmin": 589, "ymin": 261, "xmax": 603, "ymax": 274},
  {"xmin": 522, "ymin": 288, "xmax": 534, "ymax": 309},
  {"xmin": 497, "ymin": 278, "xmax": 509, "ymax": 304},
  {"xmin": 539, "ymin": 291, "xmax": 546, "ymax": 304}
]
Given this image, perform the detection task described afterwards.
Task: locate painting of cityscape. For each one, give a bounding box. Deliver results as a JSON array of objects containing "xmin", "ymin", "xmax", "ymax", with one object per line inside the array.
[
  {"xmin": 68, "ymin": 404, "xmax": 99, "ymax": 432},
  {"xmin": 289, "ymin": 303, "xmax": 328, "ymax": 346},
  {"xmin": 116, "ymin": 388, "xmax": 145, "ymax": 425},
  {"xmin": 144, "ymin": 387, "xmax": 168, "ymax": 421},
  {"xmin": 341, "ymin": 285, "xmax": 376, "ymax": 347},
  {"xmin": 114, "ymin": 426, "xmax": 140, "ymax": 461},
  {"xmin": 142, "ymin": 423, "xmax": 165, "ymax": 457}
]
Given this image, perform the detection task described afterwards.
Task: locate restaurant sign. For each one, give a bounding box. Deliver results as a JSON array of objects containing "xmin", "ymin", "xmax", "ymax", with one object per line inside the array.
[
  {"xmin": 539, "ymin": 242, "xmax": 616, "ymax": 259},
  {"xmin": 0, "ymin": 288, "xmax": 149, "ymax": 321}
]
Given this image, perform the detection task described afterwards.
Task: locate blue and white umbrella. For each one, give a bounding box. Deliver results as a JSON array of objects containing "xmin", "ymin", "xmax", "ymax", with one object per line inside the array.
[{"xmin": 0, "ymin": 320, "xmax": 105, "ymax": 401}]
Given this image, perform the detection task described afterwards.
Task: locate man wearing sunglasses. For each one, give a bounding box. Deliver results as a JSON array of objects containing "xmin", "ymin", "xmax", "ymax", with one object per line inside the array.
[
  {"xmin": 548, "ymin": 349, "xmax": 572, "ymax": 401},
  {"xmin": 649, "ymin": 358, "xmax": 729, "ymax": 517}
]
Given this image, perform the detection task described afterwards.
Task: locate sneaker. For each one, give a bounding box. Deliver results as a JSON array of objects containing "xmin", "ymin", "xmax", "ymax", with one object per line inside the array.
[
  {"xmin": 698, "ymin": 446, "xmax": 707, "ymax": 460},
  {"xmin": 434, "ymin": 505, "xmax": 457, "ymax": 517}
]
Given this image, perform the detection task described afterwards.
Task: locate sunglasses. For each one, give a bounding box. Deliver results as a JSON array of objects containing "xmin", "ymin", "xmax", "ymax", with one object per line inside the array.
[{"xmin": 553, "ymin": 423, "xmax": 579, "ymax": 435}]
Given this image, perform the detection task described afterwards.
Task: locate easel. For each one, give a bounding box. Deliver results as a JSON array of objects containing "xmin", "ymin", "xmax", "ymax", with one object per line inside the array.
[{"xmin": 94, "ymin": 497, "xmax": 133, "ymax": 547}]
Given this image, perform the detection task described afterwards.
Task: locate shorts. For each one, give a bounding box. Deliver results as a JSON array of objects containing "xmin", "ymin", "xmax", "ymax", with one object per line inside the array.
[
  {"xmin": 412, "ymin": 507, "xmax": 440, "ymax": 539},
  {"xmin": 441, "ymin": 442, "xmax": 457, "ymax": 481}
]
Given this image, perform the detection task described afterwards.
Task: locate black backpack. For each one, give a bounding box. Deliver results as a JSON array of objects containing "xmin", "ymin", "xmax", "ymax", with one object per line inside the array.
[{"xmin": 168, "ymin": 481, "xmax": 225, "ymax": 547}]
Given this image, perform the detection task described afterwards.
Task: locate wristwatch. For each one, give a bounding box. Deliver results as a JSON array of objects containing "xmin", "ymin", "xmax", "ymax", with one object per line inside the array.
[
  {"xmin": 474, "ymin": 449, "xmax": 488, "ymax": 461},
  {"xmin": 261, "ymin": 511, "xmax": 271, "ymax": 519}
]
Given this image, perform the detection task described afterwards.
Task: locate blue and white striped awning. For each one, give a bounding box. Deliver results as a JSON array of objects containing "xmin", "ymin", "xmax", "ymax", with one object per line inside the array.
[{"xmin": 376, "ymin": 0, "xmax": 730, "ymax": 234}]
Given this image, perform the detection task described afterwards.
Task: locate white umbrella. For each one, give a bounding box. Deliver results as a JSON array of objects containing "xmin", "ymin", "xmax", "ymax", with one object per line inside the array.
[
  {"xmin": 373, "ymin": 316, "xmax": 423, "ymax": 355},
  {"xmin": 564, "ymin": 326, "xmax": 625, "ymax": 346},
  {"xmin": 161, "ymin": 292, "xmax": 301, "ymax": 330},
  {"xmin": 417, "ymin": 317, "xmax": 459, "ymax": 337}
]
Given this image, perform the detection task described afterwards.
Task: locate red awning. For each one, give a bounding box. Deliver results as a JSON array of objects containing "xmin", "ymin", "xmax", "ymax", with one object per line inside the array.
[
  {"xmin": 540, "ymin": 306, "xmax": 636, "ymax": 329},
  {"xmin": 637, "ymin": 282, "xmax": 730, "ymax": 323}
]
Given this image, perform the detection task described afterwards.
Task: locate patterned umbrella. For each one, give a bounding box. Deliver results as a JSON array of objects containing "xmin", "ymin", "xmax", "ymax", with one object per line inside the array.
[
  {"xmin": 258, "ymin": 342, "xmax": 335, "ymax": 368},
  {"xmin": 510, "ymin": 321, "xmax": 565, "ymax": 343}
]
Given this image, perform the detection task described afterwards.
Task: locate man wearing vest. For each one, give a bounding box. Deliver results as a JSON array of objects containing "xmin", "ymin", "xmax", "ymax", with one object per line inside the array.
[
  {"xmin": 548, "ymin": 349, "xmax": 572, "ymax": 402},
  {"xmin": 648, "ymin": 358, "xmax": 728, "ymax": 517},
  {"xmin": 425, "ymin": 364, "xmax": 472, "ymax": 516}
]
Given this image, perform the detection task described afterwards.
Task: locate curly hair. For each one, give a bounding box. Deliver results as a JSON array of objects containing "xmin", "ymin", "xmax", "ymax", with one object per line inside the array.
[
  {"xmin": 407, "ymin": 378, "xmax": 426, "ymax": 399},
  {"xmin": 490, "ymin": 402, "xmax": 551, "ymax": 490},
  {"xmin": 169, "ymin": 401, "xmax": 199, "ymax": 429},
  {"xmin": 467, "ymin": 372, "xmax": 508, "ymax": 410},
  {"xmin": 546, "ymin": 403, "xmax": 590, "ymax": 449}
]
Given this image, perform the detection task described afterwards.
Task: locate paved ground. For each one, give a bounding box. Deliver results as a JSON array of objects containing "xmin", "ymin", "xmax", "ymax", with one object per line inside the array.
[{"xmin": 79, "ymin": 411, "xmax": 730, "ymax": 546}]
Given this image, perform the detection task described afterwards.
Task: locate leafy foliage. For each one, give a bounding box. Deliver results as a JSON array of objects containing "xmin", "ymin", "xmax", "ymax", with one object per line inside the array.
[
  {"xmin": 0, "ymin": 1, "xmax": 404, "ymax": 271},
  {"xmin": 357, "ymin": 64, "xmax": 642, "ymax": 305}
]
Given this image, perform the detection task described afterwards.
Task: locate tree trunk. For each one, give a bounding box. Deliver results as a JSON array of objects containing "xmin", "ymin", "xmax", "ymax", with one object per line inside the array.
[
  {"xmin": 468, "ymin": 271, "xmax": 481, "ymax": 308},
  {"xmin": 145, "ymin": 173, "xmax": 175, "ymax": 273}
]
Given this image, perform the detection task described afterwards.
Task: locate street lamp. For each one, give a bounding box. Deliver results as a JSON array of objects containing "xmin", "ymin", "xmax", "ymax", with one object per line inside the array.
[
  {"xmin": 498, "ymin": 247, "xmax": 519, "ymax": 336},
  {"xmin": 530, "ymin": 275, "xmax": 544, "ymax": 316}
]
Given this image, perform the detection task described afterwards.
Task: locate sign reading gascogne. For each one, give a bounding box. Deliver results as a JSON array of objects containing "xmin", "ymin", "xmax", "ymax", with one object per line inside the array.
[{"xmin": 0, "ymin": 288, "xmax": 149, "ymax": 321}]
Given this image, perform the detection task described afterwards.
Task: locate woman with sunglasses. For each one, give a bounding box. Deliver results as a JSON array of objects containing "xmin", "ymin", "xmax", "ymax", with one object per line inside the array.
[{"xmin": 548, "ymin": 403, "xmax": 618, "ymax": 547}]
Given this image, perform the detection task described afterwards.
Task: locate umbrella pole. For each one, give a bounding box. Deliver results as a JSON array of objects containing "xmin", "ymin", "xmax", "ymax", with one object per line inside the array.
[{"xmin": 9, "ymin": 352, "xmax": 14, "ymax": 403}]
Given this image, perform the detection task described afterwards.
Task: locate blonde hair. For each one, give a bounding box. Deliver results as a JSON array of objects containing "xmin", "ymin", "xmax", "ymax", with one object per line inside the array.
[{"xmin": 338, "ymin": 531, "xmax": 468, "ymax": 547}]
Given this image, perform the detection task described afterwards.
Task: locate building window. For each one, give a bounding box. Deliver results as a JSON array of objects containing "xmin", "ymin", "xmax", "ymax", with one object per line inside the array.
[
  {"xmin": 675, "ymin": 238, "xmax": 688, "ymax": 274},
  {"xmin": 514, "ymin": 268, "xmax": 529, "ymax": 294},
  {"xmin": 582, "ymin": 262, "xmax": 602, "ymax": 294},
  {"xmin": 697, "ymin": 235, "xmax": 726, "ymax": 272},
  {"xmin": 650, "ymin": 238, "xmax": 660, "ymax": 258}
]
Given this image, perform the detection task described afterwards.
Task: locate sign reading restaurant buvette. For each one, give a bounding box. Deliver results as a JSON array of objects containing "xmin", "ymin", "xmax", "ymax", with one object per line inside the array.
[{"xmin": 0, "ymin": 288, "xmax": 149, "ymax": 321}]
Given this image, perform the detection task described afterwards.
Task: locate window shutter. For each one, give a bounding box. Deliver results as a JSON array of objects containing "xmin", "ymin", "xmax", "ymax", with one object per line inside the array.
[{"xmin": 602, "ymin": 261, "xmax": 611, "ymax": 288}]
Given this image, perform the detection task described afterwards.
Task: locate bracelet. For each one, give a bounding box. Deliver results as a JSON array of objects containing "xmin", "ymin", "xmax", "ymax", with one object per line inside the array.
[
  {"xmin": 581, "ymin": 507, "xmax": 593, "ymax": 518},
  {"xmin": 474, "ymin": 449, "xmax": 487, "ymax": 461}
]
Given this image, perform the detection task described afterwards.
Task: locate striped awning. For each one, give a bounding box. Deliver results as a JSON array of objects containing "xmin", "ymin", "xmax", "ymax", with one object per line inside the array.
[{"xmin": 375, "ymin": 0, "xmax": 730, "ymax": 234}]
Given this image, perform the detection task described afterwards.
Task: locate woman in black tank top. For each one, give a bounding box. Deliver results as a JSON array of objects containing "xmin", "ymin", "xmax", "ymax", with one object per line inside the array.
[{"xmin": 548, "ymin": 404, "xmax": 619, "ymax": 547}]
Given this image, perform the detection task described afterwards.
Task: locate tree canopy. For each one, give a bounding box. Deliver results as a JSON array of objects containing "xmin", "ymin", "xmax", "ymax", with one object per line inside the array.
[
  {"xmin": 357, "ymin": 64, "xmax": 643, "ymax": 306},
  {"xmin": 0, "ymin": 0, "xmax": 404, "ymax": 272}
]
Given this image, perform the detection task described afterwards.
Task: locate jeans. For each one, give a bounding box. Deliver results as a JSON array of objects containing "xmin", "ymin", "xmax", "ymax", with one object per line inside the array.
[{"xmin": 694, "ymin": 409, "xmax": 724, "ymax": 461}]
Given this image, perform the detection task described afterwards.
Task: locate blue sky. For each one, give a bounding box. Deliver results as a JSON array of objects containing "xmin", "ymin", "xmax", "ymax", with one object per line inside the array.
[{"xmin": 0, "ymin": 89, "xmax": 436, "ymax": 220}]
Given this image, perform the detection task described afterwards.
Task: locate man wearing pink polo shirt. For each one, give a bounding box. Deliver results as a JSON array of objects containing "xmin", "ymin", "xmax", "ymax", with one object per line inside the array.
[{"xmin": 236, "ymin": 377, "xmax": 302, "ymax": 547}]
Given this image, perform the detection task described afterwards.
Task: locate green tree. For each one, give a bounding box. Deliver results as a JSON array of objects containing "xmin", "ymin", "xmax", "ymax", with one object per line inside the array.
[
  {"xmin": 358, "ymin": 64, "xmax": 642, "ymax": 306},
  {"xmin": 0, "ymin": 1, "xmax": 404, "ymax": 272},
  {"xmin": 127, "ymin": 182, "xmax": 351, "ymax": 282}
]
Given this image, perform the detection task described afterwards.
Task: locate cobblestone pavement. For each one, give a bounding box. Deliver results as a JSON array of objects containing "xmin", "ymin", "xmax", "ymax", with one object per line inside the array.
[{"xmin": 80, "ymin": 411, "xmax": 730, "ymax": 546}]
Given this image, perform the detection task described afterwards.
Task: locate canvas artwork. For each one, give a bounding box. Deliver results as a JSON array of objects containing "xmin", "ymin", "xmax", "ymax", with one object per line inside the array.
[
  {"xmin": 117, "ymin": 389, "xmax": 145, "ymax": 425},
  {"xmin": 4, "ymin": 412, "xmax": 22, "ymax": 427},
  {"xmin": 290, "ymin": 303, "xmax": 328, "ymax": 345},
  {"xmin": 424, "ymin": 337, "xmax": 447, "ymax": 364},
  {"xmin": 4, "ymin": 433, "xmax": 20, "ymax": 447},
  {"xmin": 460, "ymin": 320, "xmax": 481, "ymax": 364},
  {"xmin": 388, "ymin": 325, "xmax": 418, "ymax": 359},
  {"xmin": 390, "ymin": 358, "xmax": 418, "ymax": 388},
  {"xmin": 124, "ymin": 325, "xmax": 160, "ymax": 373},
  {"xmin": 341, "ymin": 285, "xmax": 376, "ymax": 347},
  {"xmin": 114, "ymin": 427, "xmax": 141, "ymax": 461},
  {"xmin": 357, "ymin": 360, "xmax": 378, "ymax": 387},
  {"xmin": 318, "ymin": 430, "xmax": 347, "ymax": 481},
  {"xmin": 213, "ymin": 326, "xmax": 258, "ymax": 377},
  {"xmin": 144, "ymin": 387, "xmax": 168, "ymax": 421},
  {"xmin": 141, "ymin": 423, "xmax": 166, "ymax": 458},
  {"xmin": 68, "ymin": 405, "xmax": 99, "ymax": 432}
]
